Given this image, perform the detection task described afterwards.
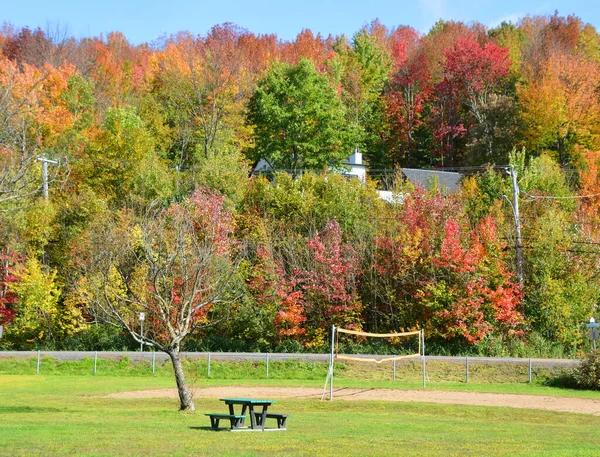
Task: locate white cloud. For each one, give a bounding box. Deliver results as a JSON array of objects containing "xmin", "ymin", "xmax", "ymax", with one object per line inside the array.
[{"xmin": 488, "ymin": 12, "xmax": 524, "ymax": 29}]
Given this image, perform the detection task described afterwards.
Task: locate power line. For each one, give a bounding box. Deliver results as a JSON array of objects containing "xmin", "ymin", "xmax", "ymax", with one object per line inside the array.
[{"xmin": 520, "ymin": 190, "xmax": 600, "ymax": 200}]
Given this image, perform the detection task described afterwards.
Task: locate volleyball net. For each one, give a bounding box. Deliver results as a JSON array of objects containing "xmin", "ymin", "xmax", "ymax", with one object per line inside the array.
[
  {"xmin": 334, "ymin": 328, "xmax": 422, "ymax": 363},
  {"xmin": 322, "ymin": 326, "xmax": 425, "ymax": 400}
]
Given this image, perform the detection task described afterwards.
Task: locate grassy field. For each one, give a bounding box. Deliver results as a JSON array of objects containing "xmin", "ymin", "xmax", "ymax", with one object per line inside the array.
[{"xmin": 1, "ymin": 357, "xmax": 600, "ymax": 456}]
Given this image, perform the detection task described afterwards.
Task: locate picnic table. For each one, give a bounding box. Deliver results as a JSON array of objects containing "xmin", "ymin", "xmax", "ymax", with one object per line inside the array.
[{"xmin": 206, "ymin": 398, "xmax": 289, "ymax": 431}]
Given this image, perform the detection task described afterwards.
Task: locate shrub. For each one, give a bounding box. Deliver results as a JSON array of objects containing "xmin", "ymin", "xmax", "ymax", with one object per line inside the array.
[
  {"xmin": 570, "ymin": 351, "xmax": 600, "ymax": 390},
  {"xmin": 549, "ymin": 351, "xmax": 600, "ymax": 390}
]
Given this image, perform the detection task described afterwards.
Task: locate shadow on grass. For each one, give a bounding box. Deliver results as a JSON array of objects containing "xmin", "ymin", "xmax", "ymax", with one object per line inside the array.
[
  {"xmin": 2, "ymin": 406, "xmax": 64, "ymax": 414},
  {"xmin": 189, "ymin": 426, "xmax": 228, "ymax": 432},
  {"xmin": 333, "ymin": 387, "xmax": 375, "ymax": 397}
]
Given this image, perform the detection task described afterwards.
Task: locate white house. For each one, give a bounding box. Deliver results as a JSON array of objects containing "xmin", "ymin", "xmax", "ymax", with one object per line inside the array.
[
  {"xmin": 252, "ymin": 151, "xmax": 462, "ymax": 203},
  {"xmin": 341, "ymin": 149, "xmax": 367, "ymax": 183}
]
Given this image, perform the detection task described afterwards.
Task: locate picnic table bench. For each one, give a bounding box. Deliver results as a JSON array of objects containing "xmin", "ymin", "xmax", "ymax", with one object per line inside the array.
[
  {"xmin": 206, "ymin": 398, "xmax": 288, "ymax": 431},
  {"xmin": 253, "ymin": 412, "xmax": 289, "ymax": 429},
  {"xmin": 204, "ymin": 413, "xmax": 245, "ymax": 430}
]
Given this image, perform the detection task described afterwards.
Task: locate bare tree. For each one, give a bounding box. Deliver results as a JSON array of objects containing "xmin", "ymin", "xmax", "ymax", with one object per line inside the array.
[{"xmin": 74, "ymin": 189, "xmax": 243, "ymax": 411}]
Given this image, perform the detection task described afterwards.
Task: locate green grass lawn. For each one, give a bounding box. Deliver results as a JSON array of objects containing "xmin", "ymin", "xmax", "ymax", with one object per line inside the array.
[{"xmin": 1, "ymin": 358, "xmax": 600, "ymax": 456}]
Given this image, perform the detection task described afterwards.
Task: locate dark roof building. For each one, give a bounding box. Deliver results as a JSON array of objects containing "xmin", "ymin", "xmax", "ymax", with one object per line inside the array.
[{"xmin": 400, "ymin": 168, "xmax": 463, "ymax": 194}]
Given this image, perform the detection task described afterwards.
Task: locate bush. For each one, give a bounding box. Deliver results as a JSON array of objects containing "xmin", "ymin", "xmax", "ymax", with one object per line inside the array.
[
  {"xmin": 549, "ymin": 351, "xmax": 600, "ymax": 390},
  {"xmin": 570, "ymin": 351, "xmax": 600, "ymax": 390},
  {"xmin": 60, "ymin": 325, "xmax": 138, "ymax": 351}
]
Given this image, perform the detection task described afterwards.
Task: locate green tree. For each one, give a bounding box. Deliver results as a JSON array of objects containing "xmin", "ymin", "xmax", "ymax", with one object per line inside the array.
[
  {"xmin": 83, "ymin": 106, "xmax": 173, "ymax": 205},
  {"xmin": 523, "ymin": 209, "xmax": 598, "ymax": 351},
  {"xmin": 333, "ymin": 30, "xmax": 391, "ymax": 168},
  {"xmin": 247, "ymin": 58, "xmax": 354, "ymax": 176},
  {"xmin": 516, "ymin": 154, "xmax": 598, "ymax": 351}
]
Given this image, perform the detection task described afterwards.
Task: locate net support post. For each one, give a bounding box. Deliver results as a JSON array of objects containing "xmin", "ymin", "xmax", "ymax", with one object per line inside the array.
[
  {"xmin": 421, "ymin": 329, "xmax": 426, "ymax": 389},
  {"xmin": 329, "ymin": 324, "xmax": 335, "ymax": 401},
  {"xmin": 321, "ymin": 325, "xmax": 336, "ymax": 401}
]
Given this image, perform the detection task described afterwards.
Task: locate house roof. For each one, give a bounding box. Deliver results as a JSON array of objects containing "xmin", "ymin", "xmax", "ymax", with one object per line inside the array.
[{"xmin": 400, "ymin": 168, "xmax": 462, "ymax": 194}]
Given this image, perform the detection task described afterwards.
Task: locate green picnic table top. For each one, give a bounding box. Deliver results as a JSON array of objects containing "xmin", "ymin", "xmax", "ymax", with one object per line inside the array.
[{"xmin": 220, "ymin": 398, "xmax": 276, "ymax": 404}]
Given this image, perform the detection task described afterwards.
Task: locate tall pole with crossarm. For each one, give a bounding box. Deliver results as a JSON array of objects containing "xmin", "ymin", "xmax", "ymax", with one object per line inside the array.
[
  {"xmin": 37, "ymin": 155, "xmax": 58, "ymax": 200},
  {"xmin": 505, "ymin": 165, "xmax": 524, "ymax": 284}
]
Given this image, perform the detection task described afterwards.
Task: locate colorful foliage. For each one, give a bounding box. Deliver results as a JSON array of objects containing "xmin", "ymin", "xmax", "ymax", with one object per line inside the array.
[
  {"xmin": 374, "ymin": 189, "xmax": 523, "ymax": 345},
  {"xmin": 1, "ymin": 15, "xmax": 600, "ymax": 356}
]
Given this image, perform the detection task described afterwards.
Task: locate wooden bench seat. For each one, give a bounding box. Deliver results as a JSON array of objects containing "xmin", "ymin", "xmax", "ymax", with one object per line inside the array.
[
  {"xmin": 205, "ymin": 413, "xmax": 245, "ymax": 430},
  {"xmin": 253, "ymin": 412, "xmax": 290, "ymax": 429}
]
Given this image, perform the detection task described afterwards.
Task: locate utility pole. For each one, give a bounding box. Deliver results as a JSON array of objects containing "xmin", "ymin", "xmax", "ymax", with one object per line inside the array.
[
  {"xmin": 37, "ymin": 155, "xmax": 58, "ymax": 200},
  {"xmin": 508, "ymin": 165, "xmax": 524, "ymax": 284}
]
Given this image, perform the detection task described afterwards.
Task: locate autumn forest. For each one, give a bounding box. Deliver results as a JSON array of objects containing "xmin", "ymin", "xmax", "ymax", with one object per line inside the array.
[{"xmin": 1, "ymin": 14, "xmax": 600, "ymax": 357}]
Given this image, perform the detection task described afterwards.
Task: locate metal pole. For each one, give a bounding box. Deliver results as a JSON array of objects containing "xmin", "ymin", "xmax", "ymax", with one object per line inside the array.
[
  {"xmin": 37, "ymin": 155, "xmax": 58, "ymax": 200},
  {"xmin": 42, "ymin": 159, "xmax": 48, "ymax": 199},
  {"xmin": 330, "ymin": 325, "xmax": 335, "ymax": 401},
  {"xmin": 140, "ymin": 320, "xmax": 144, "ymax": 353},
  {"xmin": 36, "ymin": 350, "xmax": 41, "ymax": 374},
  {"xmin": 421, "ymin": 330, "xmax": 426, "ymax": 388},
  {"xmin": 207, "ymin": 352, "xmax": 211, "ymax": 377},
  {"xmin": 528, "ymin": 359, "xmax": 532, "ymax": 383},
  {"xmin": 466, "ymin": 357, "xmax": 469, "ymax": 383},
  {"xmin": 266, "ymin": 353, "xmax": 270, "ymax": 378},
  {"xmin": 509, "ymin": 165, "xmax": 524, "ymax": 284},
  {"xmin": 152, "ymin": 350, "xmax": 156, "ymax": 374},
  {"xmin": 94, "ymin": 351, "xmax": 97, "ymax": 375}
]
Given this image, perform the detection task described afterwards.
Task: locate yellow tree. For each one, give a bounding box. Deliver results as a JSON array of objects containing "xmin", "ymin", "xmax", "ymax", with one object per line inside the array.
[{"xmin": 8, "ymin": 256, "xmax": 83, "ymax": 347}]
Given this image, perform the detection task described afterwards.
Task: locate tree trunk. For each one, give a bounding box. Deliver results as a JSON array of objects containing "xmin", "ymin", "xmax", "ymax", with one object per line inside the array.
[{"xmin": 167, "ymin": 348, "xmax": 195, "ymax": 411}]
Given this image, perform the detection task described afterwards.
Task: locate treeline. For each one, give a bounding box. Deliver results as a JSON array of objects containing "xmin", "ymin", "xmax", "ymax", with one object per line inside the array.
[{"xmin": 1, "ymin": 14, "xmax": 600, "ymax": 356}]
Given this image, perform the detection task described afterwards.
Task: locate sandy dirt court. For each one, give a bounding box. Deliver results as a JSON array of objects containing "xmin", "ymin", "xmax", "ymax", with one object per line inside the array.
[{"xmin": 106, "ymin": 386, "xmax": 600, "ymax": 415}]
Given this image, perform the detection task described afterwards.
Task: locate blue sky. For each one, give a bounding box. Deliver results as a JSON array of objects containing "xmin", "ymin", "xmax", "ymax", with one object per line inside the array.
[{"xmin": 3, "ymin": 0, "xmax": 600, "ymax": 44}]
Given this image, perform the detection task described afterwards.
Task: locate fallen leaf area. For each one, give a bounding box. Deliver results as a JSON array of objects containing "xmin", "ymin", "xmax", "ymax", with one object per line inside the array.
[{"xmin": 106, "ymin": 386, "xmax": 600, "ymax": 415}]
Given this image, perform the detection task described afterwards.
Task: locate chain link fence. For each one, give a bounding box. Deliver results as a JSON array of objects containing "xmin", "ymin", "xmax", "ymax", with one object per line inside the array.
[{"xmin": 0, "ymin": 351, "xmax": 580, "ymax": 384}]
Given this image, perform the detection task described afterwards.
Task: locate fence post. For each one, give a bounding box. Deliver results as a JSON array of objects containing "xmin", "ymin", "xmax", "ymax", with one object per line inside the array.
[
  {"xmin": 36, "ymin": 350, "xmax": 40, "ymax": 374},
  {"xmin": 94, "ymin": 351, "xmax": 97, "ymax": 375},
  {"xmin": 465, "ymin": 356, "xmax": 469, "ymax": 383},
  {"xmin": 266, "ymin": 353, "xmax": 270, "ymax": 378},
  {"xmin": 152, "ymin": 350, "xmax": 156, "ymax": 375},
  {"xmin": 207, "ymin": 352, "xmax": 211, "ymax": 377},
  {"xmin": 528, "ymin": 359, "xmax": 532, "ymax": 383},
  {"xmin": 393, "ymin": 355, "xmax": 396, "ymax": 381}
]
